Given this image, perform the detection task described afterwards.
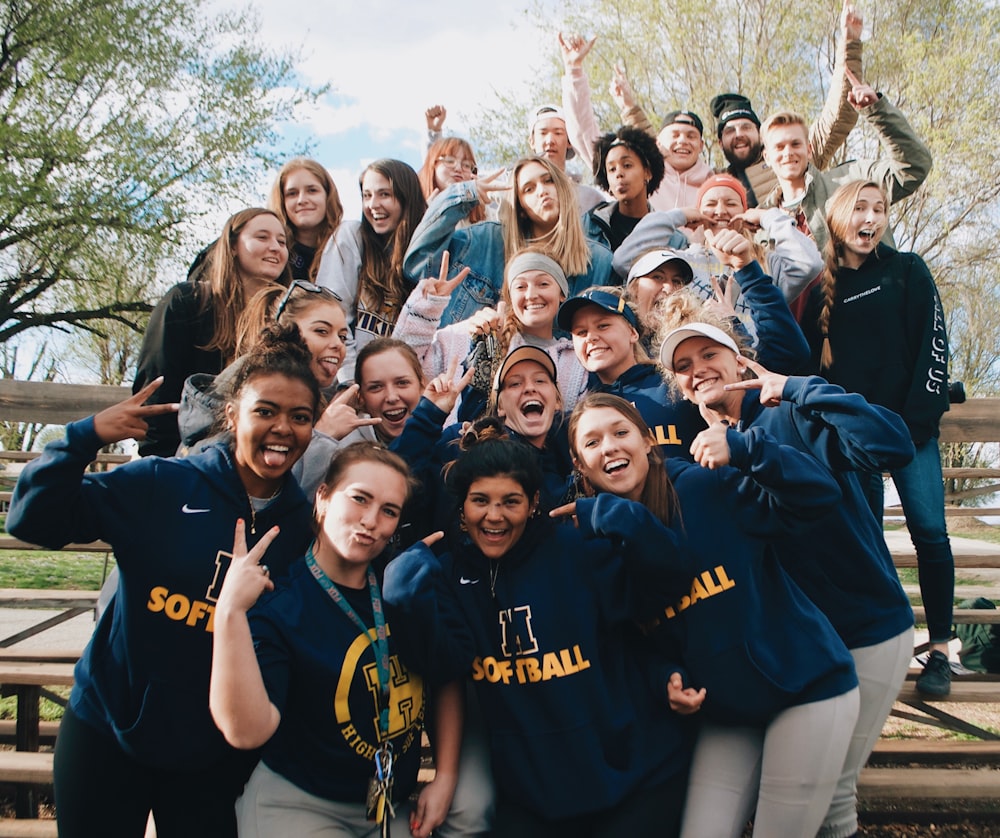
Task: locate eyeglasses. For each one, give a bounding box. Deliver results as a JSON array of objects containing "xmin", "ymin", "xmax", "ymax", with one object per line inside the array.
[
  {"xmin": 437, "ymin": 155, "xmax": 478, "ymax": 175},
  {"xmin": 275, "ymin": 280, "xmax": 342, "ymax": 320}
]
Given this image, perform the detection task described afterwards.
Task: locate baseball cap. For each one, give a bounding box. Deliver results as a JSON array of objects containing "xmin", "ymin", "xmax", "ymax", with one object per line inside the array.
[
  {"xmin": 659, "ymin": 323, "xmax": 740, "ymax": 372},
  {"xmin": 557, "ymin": 289, "xmax": 639, "ymax": 332},
  {"xmin": 627, "ymin": 249, "xmax": 695, "ymax": 285}
]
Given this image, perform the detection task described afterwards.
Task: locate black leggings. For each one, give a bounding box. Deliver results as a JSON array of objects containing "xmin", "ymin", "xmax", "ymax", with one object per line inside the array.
[{"xmin": 54, "ymin": 706, "xmax": 255, "ymax": 838}]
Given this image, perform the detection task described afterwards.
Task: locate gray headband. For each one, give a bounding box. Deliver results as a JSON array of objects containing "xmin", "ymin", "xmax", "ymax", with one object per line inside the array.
[{"xmin": 505, "ymin": 252, "xmax": 569, "ymax": 296}]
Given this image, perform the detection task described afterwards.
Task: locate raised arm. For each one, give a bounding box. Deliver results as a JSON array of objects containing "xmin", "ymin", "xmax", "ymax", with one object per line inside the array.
[
  {"xmin": 209, "ymin": 521, "xmax": 282, "ymax": 750},
  {"xmin": 809, "ymin": 0, "xmax": 864, "ymax": 169},
  {"xmin": 559, "ymin": 32, "xmax": 601, "ymax": 172}
]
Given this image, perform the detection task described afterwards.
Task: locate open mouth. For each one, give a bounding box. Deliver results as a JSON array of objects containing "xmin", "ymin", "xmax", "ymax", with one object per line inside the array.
[
  {"xmin": 382, "ymin": 407, "xmax": 408, "ymax": 423},
  {"xmin": 604, "ymin": 458, "xmax": 629, "ymax": 474},
  {"xmin": 520, "ymin": 400, "xmax": 544, "ymax": 417},
  {"xmin": 858, "ymin": 228, "xmax": 877, "ymax": 241},
  {"xmin": 318, "ymin": 355, "xmax": 341, "ymax": 376},
  {"xmin": 262, "ymin": 444, "xmax": 290, "ymax": 468}
]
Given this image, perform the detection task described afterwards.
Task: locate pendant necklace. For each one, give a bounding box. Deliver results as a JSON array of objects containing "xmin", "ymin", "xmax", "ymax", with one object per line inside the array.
[
  {"xmin": 489, "ymin": 559, "xmax": 500, "ymax": 600},
  {"xmin": 247, "ymin": 485, "xmax": 281, "ymax": 534}
]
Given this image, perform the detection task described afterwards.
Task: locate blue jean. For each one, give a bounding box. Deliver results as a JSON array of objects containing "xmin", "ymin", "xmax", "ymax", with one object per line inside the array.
[{"xmin": 865, "ymin": 437, "xmax": 954, "ymax": 643}]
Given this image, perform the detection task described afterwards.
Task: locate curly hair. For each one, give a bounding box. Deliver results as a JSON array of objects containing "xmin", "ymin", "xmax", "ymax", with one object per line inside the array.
[{"xmin": 592, "ymin": 126, "xmax": 665, "ymax": 196}]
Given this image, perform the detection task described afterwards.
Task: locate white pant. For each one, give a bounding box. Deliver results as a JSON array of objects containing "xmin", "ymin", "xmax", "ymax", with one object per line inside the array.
[{"xmin": 680, "ymin": 688, "xmax": 861, "ymax": 838}]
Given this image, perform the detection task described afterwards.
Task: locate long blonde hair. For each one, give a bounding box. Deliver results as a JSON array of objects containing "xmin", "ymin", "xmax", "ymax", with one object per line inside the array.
[
  {"xmin": 817, "ymin": 180, "xmax": 887, "ymax": 369},
  {"xmin": 499, "ymin": 156, "xmax": 591, "ymax": 277}
]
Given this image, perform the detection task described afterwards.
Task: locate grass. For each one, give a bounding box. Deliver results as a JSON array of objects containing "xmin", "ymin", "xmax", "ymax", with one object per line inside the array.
[
  {"xmin": 0, "ymin": 688, "xmax": 69, "ymax": 722},
  {"xmin": 0, "ymin": 546, "xmax": 112, "ymax": 590}
]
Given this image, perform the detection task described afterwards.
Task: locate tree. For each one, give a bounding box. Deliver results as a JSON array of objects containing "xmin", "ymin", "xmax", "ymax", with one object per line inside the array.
[
  {"xmin": 470, "ymin": 0, "xmax": 1000, "ymax": 395},
  {"xmin": 0, "ymin": 0, "xmax": 318, "ymax": 344}
]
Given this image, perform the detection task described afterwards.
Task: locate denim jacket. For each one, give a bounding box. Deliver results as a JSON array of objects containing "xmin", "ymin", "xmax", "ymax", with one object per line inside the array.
[{"xmin": 403, "ymin": 180, "xmax": 615, "ymax": 327}]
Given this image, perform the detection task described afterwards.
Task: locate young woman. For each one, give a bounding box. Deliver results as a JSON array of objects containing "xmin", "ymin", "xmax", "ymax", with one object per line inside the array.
[
  {"xmin": 403, "ymin": 155, "xmax": 614, "ymax": 329},
  {"xmin": 657, "ymin": 297, "xmax": 918, "ymax": 835},
  {"xmin": 417, "ymin": 136, "xmax": 486, "ymax": 226},
  {"xmin": 612, "ymin": 172, "xmax": 823, "ymax": 330},
  {"xmin": 210, "ymin": 443, "xmax": 458, "ymax": 838},
  {"xmin": 585, "ymin": 125, "xmax": 665, "ymax": 252},
  {"xmin": 393, "ymin": 248, "xmax": 587, "ymax": 418},
  {"xmin": 801, "ymin": 178, "xmax": 955, "ymax": 698},
  {"xmin": 133, "ymin": 208, "xmax": 291, "ymax": 457},
  {"xmin": 268, "ymin": 157, "xmax": 345, "ymax": 281},
  {"xmin": 384, "ymin": 428, "xmax": 694, "ymax": 837},
  {"xmin": 566, "ymin": 392, "xmax": 860, "ymax": 838},
  {"xmin": 317, "ymin": 160, "xmax": 427, "ymax": 378},
  {"xmin": 8, "ymin": 328, "xmax": 320, "ymax": 838}
]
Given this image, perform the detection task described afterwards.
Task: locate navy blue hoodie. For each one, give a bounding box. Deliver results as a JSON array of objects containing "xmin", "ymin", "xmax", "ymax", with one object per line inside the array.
[
  {"xmin": 6, "ymin": 418, "xmax": 312, "ymax": 770},
  {"xmin": 736, "ymin": 376, "xmax": 916, "ymax": 649},
  {"xmin": 384, "ymin": 494, "xmax": 694, "ymax": 821}
]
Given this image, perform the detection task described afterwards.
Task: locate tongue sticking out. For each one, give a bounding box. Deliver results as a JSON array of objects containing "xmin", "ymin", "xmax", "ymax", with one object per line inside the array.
[{"xmin": 263, "ymin": 448, "xmax": 288, "ymax": 468}]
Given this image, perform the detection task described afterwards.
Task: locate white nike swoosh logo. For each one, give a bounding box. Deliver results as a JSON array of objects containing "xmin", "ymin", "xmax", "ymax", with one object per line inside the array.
[
  {"xmin": 181, "ymin": 504, "xmax": 211, "ymax": 514},
  {"xmin": 459, "ymin": 577, "xmax": 480, "ymax": 585}
]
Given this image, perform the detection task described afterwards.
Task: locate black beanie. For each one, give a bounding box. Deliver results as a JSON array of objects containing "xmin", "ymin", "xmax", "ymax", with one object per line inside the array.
[{"xmin": 710, "ymin": 93, "xmax": 761, "ymax": 139}]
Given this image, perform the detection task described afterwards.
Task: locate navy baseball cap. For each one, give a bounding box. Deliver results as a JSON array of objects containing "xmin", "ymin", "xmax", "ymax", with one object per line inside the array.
[{"xmin": 557, "ymin": 289, "xmax": 639, "ymax": 332}]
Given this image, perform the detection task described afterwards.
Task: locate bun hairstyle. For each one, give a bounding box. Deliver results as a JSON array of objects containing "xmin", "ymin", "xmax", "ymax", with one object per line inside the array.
[
  {"xmin": 592, "ymin": 125, "xmax": 665, "ymax": 196},
  {"xmin": 567, "ymin": 392, "xmax": 681, "ymax": 527},
  {"xmin": 218, "ymin": 322, "xmax": 322, "ymax": 416},
  {"xmin": 818, "ymin": 179, "xmax": 887, "ymax": 369},
  {"xmin": 443, "ymin": 417, "xmax": 542, "ymax": 509}
]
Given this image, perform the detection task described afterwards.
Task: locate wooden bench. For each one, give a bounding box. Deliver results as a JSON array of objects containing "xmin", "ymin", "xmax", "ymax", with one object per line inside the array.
[
  {"xmin": 0, "ymin": 817, "xmax": 56, "ymax": 837},
  {"xmin": 0, "ymin": 589, "xmax": 100, "ymax": 648}
]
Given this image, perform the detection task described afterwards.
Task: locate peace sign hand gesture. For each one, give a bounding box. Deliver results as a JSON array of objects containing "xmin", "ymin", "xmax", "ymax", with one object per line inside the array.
[
  {"xmin": 422, "ymin": 251, "xmax": 471, "ymax": 299},
  {"xmin": 423, "ymin": 355, "xmax": 476, "ymax": 416},
  {"xmin": 723, "ymin": 356, "xmax": 787, "ymax": 408},
  {"xmin": 215, "ymin": 519, "xmax": 279, "ymax": 616},
  {"xmin": 92, "ymin": 377, "xmax": 179, "ymax": 445}
]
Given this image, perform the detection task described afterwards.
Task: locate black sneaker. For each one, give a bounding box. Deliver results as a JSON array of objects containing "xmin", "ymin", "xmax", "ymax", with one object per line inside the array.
[{"xmin": 916, "ymin": 650, "xmax": 952, "ymax": 697}]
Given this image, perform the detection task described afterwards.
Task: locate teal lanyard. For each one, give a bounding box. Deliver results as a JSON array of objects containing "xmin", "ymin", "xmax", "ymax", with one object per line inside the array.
[{"xmin": 305, "ymin": 542, "xmax": 390, "ymax": 741}]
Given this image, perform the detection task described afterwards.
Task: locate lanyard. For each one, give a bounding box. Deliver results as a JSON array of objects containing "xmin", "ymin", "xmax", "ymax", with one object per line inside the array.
[{"xmin": 305, "ymin": 542, "xmax": 390, "ymax": 741}]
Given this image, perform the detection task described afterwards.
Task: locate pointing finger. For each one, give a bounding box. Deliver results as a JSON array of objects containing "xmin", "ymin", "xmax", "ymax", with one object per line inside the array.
[
  {"xmin": 548, "ymin": 501, "xmax": 577, "ymax": 519},
  {"xmin": 421, "ymin": 531, "xmax": 445, "ymax": 548}
]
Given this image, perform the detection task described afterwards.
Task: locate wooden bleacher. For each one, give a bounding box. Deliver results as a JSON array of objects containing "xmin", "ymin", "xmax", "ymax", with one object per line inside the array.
[{"xmin": 0, "ymin": 380, "xmax": 998, "ymax": 825}]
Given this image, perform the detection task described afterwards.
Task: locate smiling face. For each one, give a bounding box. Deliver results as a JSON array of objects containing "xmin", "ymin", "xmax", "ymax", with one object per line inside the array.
[
  {"xmin": 357, "ymin": 348, "xmax": 423, "ymax": 439},
  {"xmin": 837, "ymin": 185, "xmax": 888, "ymax": 268},
  {"xmin": 530, "ymin": 117, "xmax": 570, "ymax": 169},
  {"xmin": 516, "ymin": 161, "xmax": 560, "ymax": 237},
  {"xmin": 508, "ymin": 270, "xmax": 563, "ymax": 337},
  {"xmin": 282, "ymin": 168, "xmax": 327, "ymax": 242},
  {"xmin": 631, "ymin": 263, "xmax": 690, "ymax": 319},
  {"xmin": 670, "ymin": 336, "xmax": 743, "ymax": 414},
  {"xmin": 226, "ymin": 372, "xmax": 315, "ymax": 498},
  {"xmin": 572, "ymin": 405, "xmax": 651, "ymax": 502},
  {"xmin": 657, "ymin": 124, "xmax": 703, "ymax": 173},
  {"xmin": 762, "ymin": 122, "xmax": 811, "ymax": 185},
  {"xmin": 699, "ymin": 185, "xmax": 745, "ymax": 230},
  {"xmin": 233, "ymin": 214, "xmax": 288, "ymax": 287},
  {"xmin": 495, "ymin": 359, "xmax": 559, "ymax": 448},
  {"xmin": 291, "ymin": 301, "xmax": 349, "ymax": 389},
  {"xmin": 462, "ymin": 475, "xmax": 535, "ymax": 560},
  {"xmin": 720, "ymin": 118, "xmax": 763, "ymax": 167},
  {"xmin": 570, "ymin": 304, "xmax": 639, "ymax": 385},
  {"xmin": 361, "ymin": 169, "xmax": 403, "ymax": 236},
  {"xmin": 314, "ymin": 461, "xmax": 407, "ymax": 587},
  {"xmin": 604, "ymin": 144, "xmax": 650, "ymax": 203}
]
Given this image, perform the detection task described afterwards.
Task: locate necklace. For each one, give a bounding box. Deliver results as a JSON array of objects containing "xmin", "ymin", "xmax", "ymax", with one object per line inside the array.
[
  {"xmin": 489, "ymin": 559, "xmax": 500, "ymax": 599},
  {"xmin": 247, "ymin": 485, "xmax": 282, "ymax": 534}
]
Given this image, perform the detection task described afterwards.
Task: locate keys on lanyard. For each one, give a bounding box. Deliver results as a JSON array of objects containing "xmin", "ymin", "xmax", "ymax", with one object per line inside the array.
[{"xmin": 366, "ymin": 741, "xmax": 395, "ymax": 835}]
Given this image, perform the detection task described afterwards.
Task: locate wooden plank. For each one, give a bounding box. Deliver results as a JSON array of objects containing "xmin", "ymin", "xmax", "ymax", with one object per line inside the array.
[
  {"xmin": 0, "ymin": 650, "xmax": 81, "ymax": 664},
  {"xmin": 896, "ymin": 681, "xmax": 1000, "ymax": 703},
  {"xmin": 858, "ymin": 766, "xmax": 1000, "ymax": 799},
  {"xmin": 0, "ymin": 380, "xmax": 129, "ymax": 425},
  {"xmin": 943, "ymin": 506, "xmax": 1000, "ymax": 517},
  {"xmin": 0, "ymin": 721, "xmax": 59, "ymax": 746},
  {"xmin": 869, "ymin": 739, "xmax": 1000, "ymax": 765},
  {"xmin": 0, "ymin": 662, "xmax": 76, "ymax": 687},
  {"xmin": 0, "ymin": 590, "xmax": 99, "ymax": 608},
  {"xmin": 893, "ymin": 553, "xmax": 1000, "ymax": 569},
  {"xmin": 0, "ymin": 819, "xmax": 57, "ymax": 838},
  {"xmin": 942, "ymin": 468, "xmax": 1000, "ymax": 479},
  {"xmin": 0, "ymin": 538, "xmax": 112, "ymax": 553},
  {"xmin": 0, "ymin": 751, "xmax": 54, "ymax": 784},
  {"xmin": 0, "ymin": 451, "xmax": 129, "ymax": 465},
  {"xmin": 911, "ymin": 607, "xmax": 1000, "ymax": 624},
  {"xmin": 938, "ymin": 398, "xmax": 1000, "ymax": 443}
]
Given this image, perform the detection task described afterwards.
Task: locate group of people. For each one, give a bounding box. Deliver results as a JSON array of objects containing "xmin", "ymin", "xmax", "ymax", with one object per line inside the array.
[{"xmin": 7, "ymin": 4, "xmax": 959, "ymax": 836}]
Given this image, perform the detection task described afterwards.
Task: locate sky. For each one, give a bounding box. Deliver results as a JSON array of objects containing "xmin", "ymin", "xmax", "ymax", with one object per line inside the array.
[{"xmin": 212, "ymin": 0, "xmax": 557, "ymax": 222}]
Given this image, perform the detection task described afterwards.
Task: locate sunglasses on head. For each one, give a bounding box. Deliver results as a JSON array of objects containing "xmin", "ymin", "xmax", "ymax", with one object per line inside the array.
[{"xmin": 275, "ymin": 280, "xmax": 343, "ymax": 320}]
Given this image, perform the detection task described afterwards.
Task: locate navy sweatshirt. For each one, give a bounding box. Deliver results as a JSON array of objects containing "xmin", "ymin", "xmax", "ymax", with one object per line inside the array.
[{"xmin": 6, "ymin": 419, "xmax": 312, "ymax": 769}]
